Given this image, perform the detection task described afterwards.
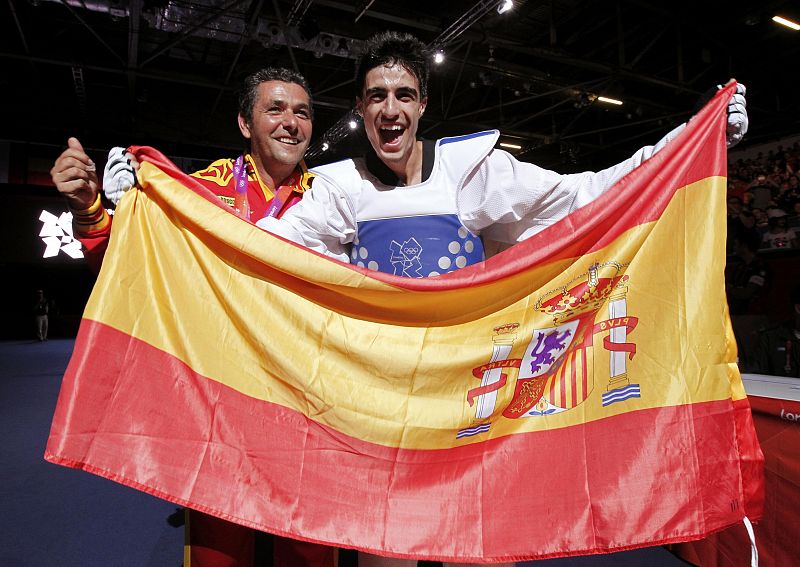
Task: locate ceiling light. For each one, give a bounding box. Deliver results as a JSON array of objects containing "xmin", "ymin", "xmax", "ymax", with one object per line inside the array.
[
  {"xmin": 597, "ymin": 96, "xmax": 623, "ymax": 106},
  {"xmin": 773, "ymin": 15, "xmax": 800, "ymax": 30},
  {"xmin": 499, "ymin": 142, "xmax": 522, "ymax": 150},
  {"xmin": 433, "ymin": 51, "xmax": 445, "ymax": 64},
  {"xmin": 497, "ymin": 0, "xmax": 513, "ymax": 14},
  {"xmin": 348, "ymin": 119, "xmax": 358, "ymax": 129}
]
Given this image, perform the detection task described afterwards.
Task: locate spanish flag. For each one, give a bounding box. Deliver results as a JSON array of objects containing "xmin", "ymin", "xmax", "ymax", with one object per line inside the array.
[{"xmin": 46, "ymin": 84, "xmax": 763, "ymax": 563}]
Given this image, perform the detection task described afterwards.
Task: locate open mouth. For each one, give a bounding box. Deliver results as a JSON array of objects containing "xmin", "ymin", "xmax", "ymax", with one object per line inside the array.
[
  {"xmin": 276, "ymin": 137, "xmax": 300, "ymax": 146},
  {"xmin": 379, "ymin": 125, "xmax": 404, "ymax": 147}
]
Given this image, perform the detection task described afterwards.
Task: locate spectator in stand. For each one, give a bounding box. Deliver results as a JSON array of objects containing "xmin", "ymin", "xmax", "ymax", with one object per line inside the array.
[
  {"xmin": 741, "ymin": 190, "xmax": 753, "ymax": 209},
  {"xmin": 751, "ymin": 207, "xmax": 769, "ymax": 234},
  {"xmin": 776, "ymin": 180, "xmax": 791, "ymax": 205},
  {"xmin": 761, "ymin": 209, "xmax": 798, "ymax": 249},
  {"xmin": 738, "ymin": 209, "xmax": 757, "ymax": 234},
  {"xmin": 727, "ymin": 195, "xmax": 744, "ymax": 219},
  {"xmin": 726, "ymin": 196, "xmax": 752, "ymax": 254},
  {"xmin": 726, "ymin": 177, "xmax": 748, "ymax": 200},
  {"xmin": 727, "ymin": 228, "xmax": 769, "ymax": 313},
  {"xmin": 746, "ymin": 172, "xmax": 776, "ymax": 210},
  {"xmin": 787, "ymin": 144, "xmax": 800, "ymax": 174},
  {"xmin": 777, "ymin": 175, "xmax": 800, "ymax": 213},
  {"xmin": 751, "ymin": 284, "xmax": 800, "ymax": 377},
  {"xmin": 726, "ymin": 228, "xmax": 770, "ymax": 369}
]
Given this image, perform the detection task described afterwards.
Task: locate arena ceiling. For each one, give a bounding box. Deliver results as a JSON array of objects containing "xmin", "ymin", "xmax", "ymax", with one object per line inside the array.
[{"xmin": 4, "ymin": 0, "xmax": 800, "ymax": 170}]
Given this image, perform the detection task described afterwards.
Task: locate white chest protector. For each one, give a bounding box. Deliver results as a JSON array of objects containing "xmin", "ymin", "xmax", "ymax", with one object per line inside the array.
[{"xmin": 311, "ymin": 131, "xmax": 499, "ymax": 277}]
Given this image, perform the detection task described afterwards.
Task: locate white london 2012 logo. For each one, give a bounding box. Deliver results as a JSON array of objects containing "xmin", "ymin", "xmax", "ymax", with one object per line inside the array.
[{"xmin": 38, "ymin": 210, "xmax": 84, "ymax": 259}]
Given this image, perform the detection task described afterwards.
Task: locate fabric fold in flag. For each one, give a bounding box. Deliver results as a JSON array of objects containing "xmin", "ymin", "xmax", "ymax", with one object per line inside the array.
[{"xmin": 45, "ymin": 83, "xmax": 764, "ymax": 563}]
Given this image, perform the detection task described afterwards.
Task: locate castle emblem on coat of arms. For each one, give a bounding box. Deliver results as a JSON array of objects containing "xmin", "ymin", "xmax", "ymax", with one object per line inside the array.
[{"xmin": 458, "ymin": 261, "xmax": 640, "ymax": 439}]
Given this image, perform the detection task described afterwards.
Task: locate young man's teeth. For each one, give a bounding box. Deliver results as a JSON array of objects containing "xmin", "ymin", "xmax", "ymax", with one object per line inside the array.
[{"xmin": 381, "ymin": 125, "xmax": 403, "ymax": 131}]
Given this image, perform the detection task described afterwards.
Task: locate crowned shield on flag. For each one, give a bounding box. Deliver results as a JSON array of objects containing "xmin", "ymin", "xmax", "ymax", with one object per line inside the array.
[
  {"xmin": 465, "ymin": 262, "xmax": 639, "ymax": 429},
  {"xmin": 502, "ymin": 318, "xmax": 581, "ymax": 418},
  {"xmin": 504, "ymin": 315, "xmax": 594, "ymax": 418}
]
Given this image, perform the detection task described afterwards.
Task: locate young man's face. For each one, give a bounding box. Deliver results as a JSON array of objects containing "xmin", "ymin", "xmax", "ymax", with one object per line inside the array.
[
  {"xmin": 357, "ymin": 63, "xmax": 427, "ymax": 167},
  {"xmin": 238, "ymin": 80, "xmax": 312, "ymax": 175}
]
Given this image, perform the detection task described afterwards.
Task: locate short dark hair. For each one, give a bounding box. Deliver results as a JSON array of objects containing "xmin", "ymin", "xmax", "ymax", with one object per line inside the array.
[
  {"xmin": 355, "ymin": 31, "xmax": 430, "ymax": 99},
  {"xmin": 238, "ymin": 67, "xmax": 312, "ymax": 125}
]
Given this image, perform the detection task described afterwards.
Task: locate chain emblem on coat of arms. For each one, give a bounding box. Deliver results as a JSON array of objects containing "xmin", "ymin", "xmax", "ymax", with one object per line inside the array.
[{"xmin": 458, "ymin": 261, "xmax": 640, "ymax": 439}]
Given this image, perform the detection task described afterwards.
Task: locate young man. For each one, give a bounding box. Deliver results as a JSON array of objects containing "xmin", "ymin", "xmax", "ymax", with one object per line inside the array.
[
  {"xmin": 258, "ymin": 32, "xmax": 748, "ymax": 281},
  {"xmin": 256, "ymin": 31, "xmax": 749, "ymax": 567},
  {"xmin": 50, "ymin": 67, "xmax": 334, "ymax": 567}
]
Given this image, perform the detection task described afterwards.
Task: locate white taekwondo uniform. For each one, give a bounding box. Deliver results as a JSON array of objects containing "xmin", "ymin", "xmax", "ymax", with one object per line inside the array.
[{"xmin": 258, "ymin": 126, "xmax": 684, "ymax": 277}]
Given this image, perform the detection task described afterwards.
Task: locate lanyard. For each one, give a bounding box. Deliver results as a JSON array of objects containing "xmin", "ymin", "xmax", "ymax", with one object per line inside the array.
[
  {"xmin": 233, "ymin": 155, "xmax": 295, "ymax": 221},
  {"xmin": 265, "ymin": 183, "xmax": 294, "ymax": 219},
  {"xmin": 232, "ymin": 155, "xmax": 250, "ymax": 220}
]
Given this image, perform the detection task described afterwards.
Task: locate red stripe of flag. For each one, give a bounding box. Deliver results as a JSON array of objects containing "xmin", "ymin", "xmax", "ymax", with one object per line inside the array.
[{"xmin": 46, "ymin": 320, "xmax": 760, "ymax": 562}]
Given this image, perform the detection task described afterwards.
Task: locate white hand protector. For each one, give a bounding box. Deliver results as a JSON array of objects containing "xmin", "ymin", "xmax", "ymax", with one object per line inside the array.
[
  {"xmin": 724, "ymin": 83, "xmax": 748, "ymax": 148},
  {"xmin": 102, "ymin": 147, "xmax": 137, "ymax": 205}
]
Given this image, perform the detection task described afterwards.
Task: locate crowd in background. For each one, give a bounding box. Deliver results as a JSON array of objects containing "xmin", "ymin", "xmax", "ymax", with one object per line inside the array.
[
  {"xmin": 725, "ymin": 141, "xmax": 800, "ymax": 377},
  {"xmin": 727, "ymin": 142, "xmax": 800, "ymax": 249}
]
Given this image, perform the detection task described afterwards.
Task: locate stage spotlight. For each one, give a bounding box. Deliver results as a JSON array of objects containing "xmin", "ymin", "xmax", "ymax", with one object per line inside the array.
[
  {"xmin": 349, "ymin": 119, "xmax": 358, "ymax": 129},
  {"xmin": 497, "ymin": 0, "xmax": 513, "ymax": 14},
  {"xmin": 434, "ymin": 51, "xmax": 445, "ymax": 64},
  {"xmin": 322, "ymin": 142, "xmax": 330, "ymax": 151}
]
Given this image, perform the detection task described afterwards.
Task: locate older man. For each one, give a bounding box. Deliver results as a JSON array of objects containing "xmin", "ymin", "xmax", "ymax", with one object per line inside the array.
[
  {"xmin": 50, "ymin": 67, "xmax": 333, "ymax": 567},
  {"xmin": 51, "ymin": 67, "xmax": 313, "ymax": 270}
]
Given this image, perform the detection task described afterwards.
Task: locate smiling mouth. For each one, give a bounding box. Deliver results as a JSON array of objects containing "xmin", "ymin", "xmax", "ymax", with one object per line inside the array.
[
  {"xmin": 276, "ymin": 137, "xmax": 300, "ymax": 145},
  {"xmin": 379, "ymin": 125, "xmax": 404, "ymax": 146}
]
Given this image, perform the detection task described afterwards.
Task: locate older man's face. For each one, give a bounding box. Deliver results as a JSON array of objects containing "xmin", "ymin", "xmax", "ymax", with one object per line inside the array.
[{"xmin": 239, "ymin": 81, "xmax": 312, "ymax": 174}]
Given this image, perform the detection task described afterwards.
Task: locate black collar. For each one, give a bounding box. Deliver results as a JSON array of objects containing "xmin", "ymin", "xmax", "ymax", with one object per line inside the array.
[{"xmin": 364, "ymin": 139, "xmax": 436, "ymax": 186}]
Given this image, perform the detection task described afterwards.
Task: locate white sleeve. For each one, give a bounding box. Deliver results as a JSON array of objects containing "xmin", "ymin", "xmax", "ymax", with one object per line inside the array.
[
  {"xmin": 459, "ymin": 123, "xmax": 686, "ymax": 244},
  {"xmin": 256, "ymin": 174, "xmax": 356, "ymax": 263}
]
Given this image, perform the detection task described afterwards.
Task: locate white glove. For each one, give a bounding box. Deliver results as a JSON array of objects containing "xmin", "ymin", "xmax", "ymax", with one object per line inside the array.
[
  {"xmin": 725, "ymin": 83, "xmax": 747, "ymax": 148},
  {"xmin": 102, "ymin": 147, "xmax": 138, "ymax": 205}
]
